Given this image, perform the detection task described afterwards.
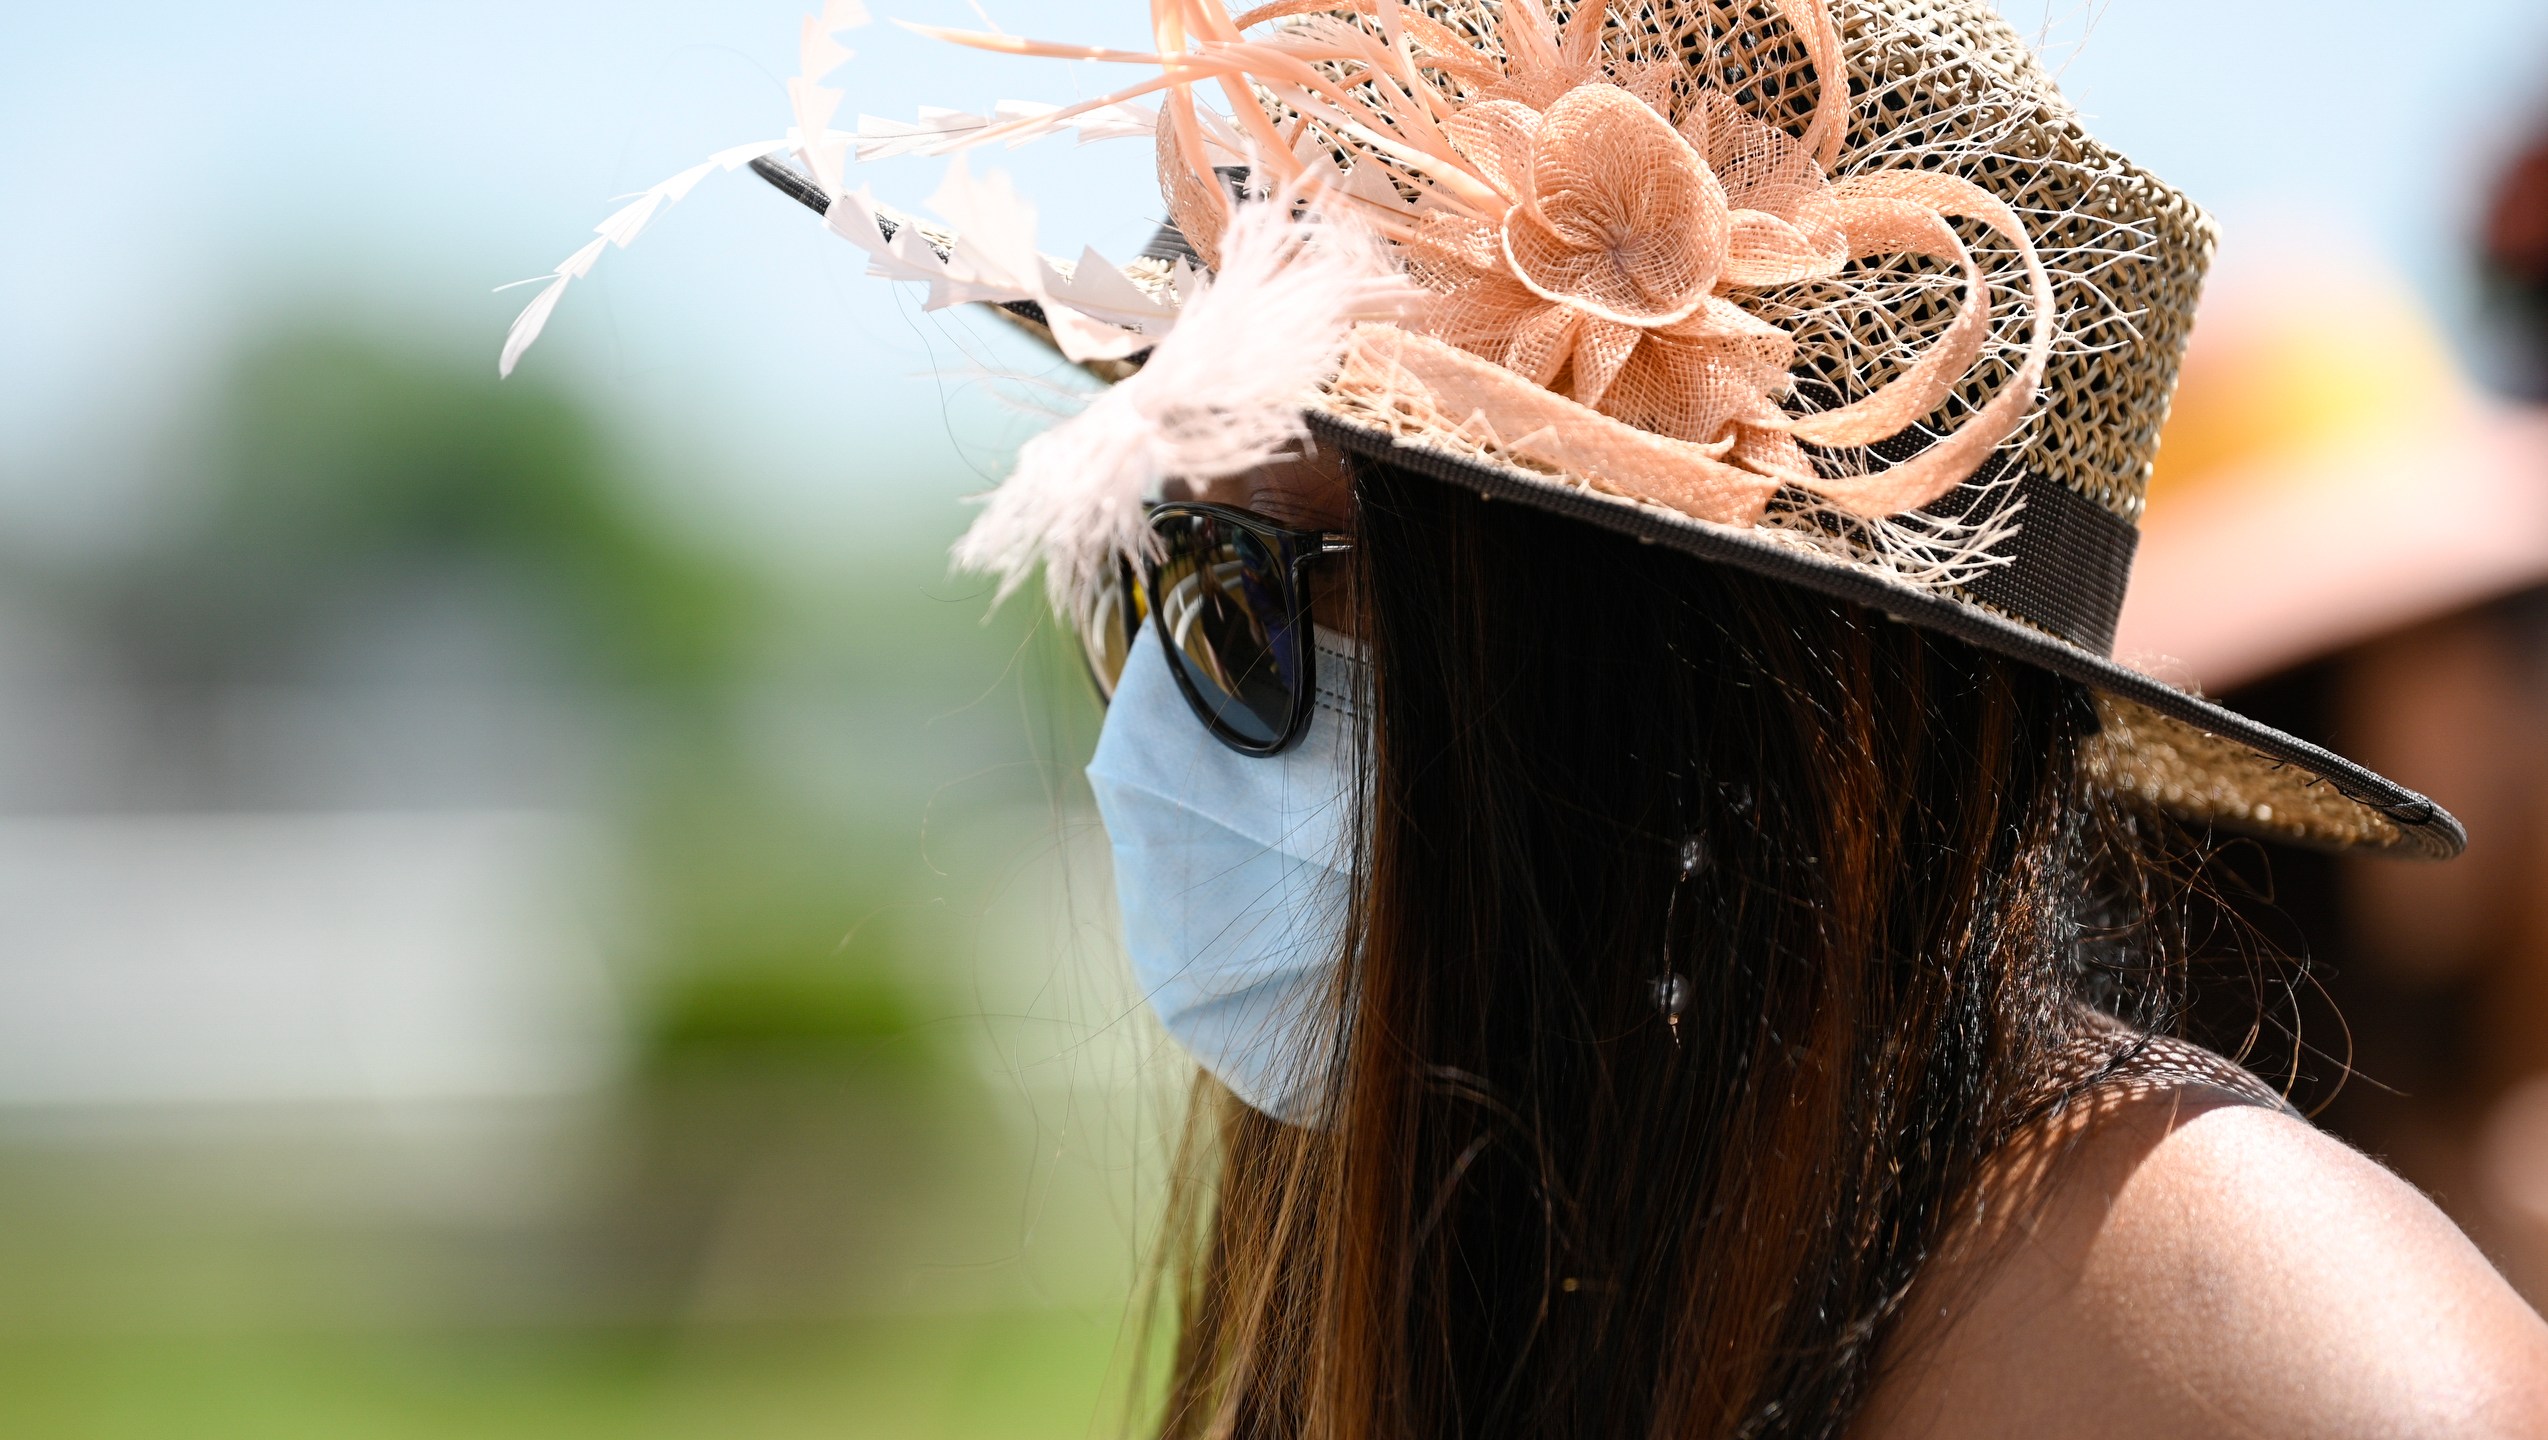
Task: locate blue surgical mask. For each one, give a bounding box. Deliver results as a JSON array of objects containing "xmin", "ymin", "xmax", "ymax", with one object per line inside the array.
[{"xmin": 1084, "ymin": 623, "xmax": 1361, "ymax": 1124}]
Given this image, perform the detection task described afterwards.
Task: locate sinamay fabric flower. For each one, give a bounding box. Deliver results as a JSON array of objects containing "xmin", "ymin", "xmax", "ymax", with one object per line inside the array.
[{"xmin": 1399, "ymin": 78, "xmax": 2049, "ymax": 524}]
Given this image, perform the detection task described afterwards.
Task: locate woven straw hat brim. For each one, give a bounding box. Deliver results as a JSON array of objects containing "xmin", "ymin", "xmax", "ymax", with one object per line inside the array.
[{"xmin": 1304, "ymin": 411, "xmax": 2465, "ymax": 860}]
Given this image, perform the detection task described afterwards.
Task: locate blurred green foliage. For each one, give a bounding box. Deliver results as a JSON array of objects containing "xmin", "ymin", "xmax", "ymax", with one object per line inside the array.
[
  {"xmin": 112, "ymin": 323, "xmax": 1064, "ymax": 1038},
  {"xmin": 118, "ymin": 329, "xmax": 757, "ymax": 687},
  {"xmin": 648, "ymin": 954, "xmax": 926, "ymax": 1062},
  {"xmin": 0, "ymin": 324, "xmax": 1148, "ymax": 1438},
  {"xmin": 0, "ymin": 1311, "xmax": 1138, "ymax": 1440},
  {"xmin": 628, "ymin": 768, "xmax": 962, "ymax": 1079}
]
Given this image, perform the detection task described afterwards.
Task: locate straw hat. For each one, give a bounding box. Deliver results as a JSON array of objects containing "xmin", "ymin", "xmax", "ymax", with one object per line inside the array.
[{"xmin": 508, "ymin": 0, "xmax": 2468, "ymax": 859}]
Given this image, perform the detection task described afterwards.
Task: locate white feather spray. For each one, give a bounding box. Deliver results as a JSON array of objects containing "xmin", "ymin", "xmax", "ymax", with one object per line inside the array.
[{"xmin": 951, "ymin": 197, "xmax": 1413, "ymax": 618}]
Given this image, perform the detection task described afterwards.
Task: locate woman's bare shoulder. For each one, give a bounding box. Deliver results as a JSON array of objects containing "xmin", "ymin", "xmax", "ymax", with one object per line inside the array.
[{"xmin": 1856, "ymin": 1036, "xmax": 2548, "ymax": 1440}]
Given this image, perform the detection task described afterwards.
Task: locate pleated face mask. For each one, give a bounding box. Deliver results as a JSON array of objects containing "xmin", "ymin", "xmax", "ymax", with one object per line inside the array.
[{"xmin": 1084, "ymin": 623, "xmax": 1362, "ymax": 1124}]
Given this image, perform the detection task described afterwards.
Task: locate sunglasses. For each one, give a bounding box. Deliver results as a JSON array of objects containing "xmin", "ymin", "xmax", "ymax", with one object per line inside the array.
[{"xmin": 1080, "ymin": 503, "xmax": 1352, "ymax": 756}]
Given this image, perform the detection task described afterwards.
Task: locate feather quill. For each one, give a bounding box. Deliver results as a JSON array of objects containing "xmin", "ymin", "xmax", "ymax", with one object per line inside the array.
[
  {"xmin": 498, "ymin": 139, "xmax": 785, "ymax": 377},
  {"xmin": 823, "ymin": 158, "xmax": 1178, "ymax": 360},
  {"xmin": 854, "ymin": 101, "xmax": 1160, "ymax": 161}
]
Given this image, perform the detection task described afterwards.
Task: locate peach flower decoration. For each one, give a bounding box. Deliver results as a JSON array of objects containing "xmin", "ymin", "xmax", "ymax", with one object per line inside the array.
[
  {"xmin": 1407, "ymin": 80, "xmax": 2046, "ymax": 521},
  {"xmin": 925, "ymin": 0, "xmax": 2054, "ymax": 529}
]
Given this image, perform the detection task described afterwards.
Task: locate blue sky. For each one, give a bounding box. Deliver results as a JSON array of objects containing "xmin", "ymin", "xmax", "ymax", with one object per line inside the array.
[{"xmin": 6, "ymin": 1, "xmax": 2546, "ymax": 562}]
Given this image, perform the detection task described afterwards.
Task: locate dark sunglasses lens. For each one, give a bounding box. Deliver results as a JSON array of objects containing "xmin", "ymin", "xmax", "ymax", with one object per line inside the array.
[
  {"xmin": 1150, "ymin": 515, "xmax": 1304, "ymax": 748},
  {"xmin": 1079, "ymin": 562, "xmax": 1143, "ymax": 702}
]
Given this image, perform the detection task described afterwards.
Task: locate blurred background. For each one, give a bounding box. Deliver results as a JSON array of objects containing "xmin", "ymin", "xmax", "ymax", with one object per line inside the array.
[{"xmin": 5, "ymin": 2, "xmax": 2548, "ymax": 1436}]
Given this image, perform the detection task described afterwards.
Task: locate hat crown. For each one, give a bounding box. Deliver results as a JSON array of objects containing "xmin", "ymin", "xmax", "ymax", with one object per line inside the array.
[
  {"xmin": 1827, "ymin": 0, "xmax": 2213, "ymax": 528},
  {"xmin": 1180, "ymin": 0, "xmax": 2211, "ymax": 655},
  {"xmin": 1399, "ymin": 0, "xmax": 2213, "ymax": 530}
]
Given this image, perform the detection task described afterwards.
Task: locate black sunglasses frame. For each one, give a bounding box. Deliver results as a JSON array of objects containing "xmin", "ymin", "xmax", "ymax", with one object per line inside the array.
[{"xmin": 1091, "ymin": 502, "xmax": 1351, "ymax": 758}]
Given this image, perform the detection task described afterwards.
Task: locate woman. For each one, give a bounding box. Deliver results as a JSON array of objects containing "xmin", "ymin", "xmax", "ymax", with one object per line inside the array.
[
  {"xmin": 512, "ymin": 0, "xmax": 2548, "ymax": 1432},
  {"xmin": 1101, "ymin": 447, "xmax": 2548, "ymax": 1440}
]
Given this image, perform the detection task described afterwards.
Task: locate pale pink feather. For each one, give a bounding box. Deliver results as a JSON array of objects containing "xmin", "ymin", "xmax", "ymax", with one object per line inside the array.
[{"xmin": 951, "ymin": 197, "xmax": 1413, "ymax": 616}]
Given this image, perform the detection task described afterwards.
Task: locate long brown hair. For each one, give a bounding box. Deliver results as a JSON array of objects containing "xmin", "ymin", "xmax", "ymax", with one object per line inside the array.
[{"xmin": 1146, "ymin": 456, "xmax": 2185, "ymax": 1439}]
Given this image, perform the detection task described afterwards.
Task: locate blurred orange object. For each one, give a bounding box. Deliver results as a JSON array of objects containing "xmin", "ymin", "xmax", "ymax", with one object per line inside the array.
[
  {"xmin": 2122, "ymin": 233, "xmax": 2548, "ymax": 1314},
  {"xmin": 2112, "ymin": 254, "xmax": 2548, "ymax": 693}
]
